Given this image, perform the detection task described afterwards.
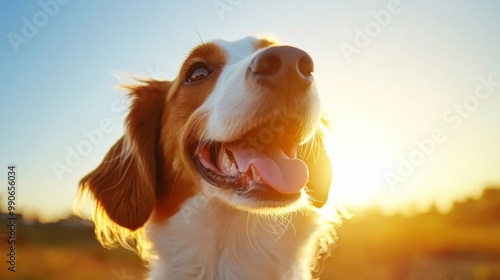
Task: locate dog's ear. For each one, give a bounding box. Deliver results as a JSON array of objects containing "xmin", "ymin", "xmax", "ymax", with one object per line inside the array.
[
  {"xmin": 301, "ymin": 117, "xmax": 332, "ymax": 208},
  {"xmin": 79, "ymin": 80, "xmax": 170, "ymax": 230}
]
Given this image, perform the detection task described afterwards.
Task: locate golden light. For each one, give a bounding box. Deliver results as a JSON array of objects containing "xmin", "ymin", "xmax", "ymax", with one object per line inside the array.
[{"xmin": 323, "ymin": 118, "xmax": 391, "ymax": 208}]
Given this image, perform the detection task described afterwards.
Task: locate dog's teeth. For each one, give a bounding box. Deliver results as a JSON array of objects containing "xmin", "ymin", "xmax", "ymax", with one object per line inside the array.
[
  {"xmin": 221, "ymin": 148, "xmax": 231, "ymax": 168},
  {"xmin": 229, "ymin": 163, "xmax": 237, "ymax": 173},
  {"xmin": 255, "ymin": 174, "xmax": 262, "ymax": 182},
  {"xmin": 250, "ymin": 165, "xmax": 258, "ymax": 179},
  {"xmin": 250, "ymin": 166, "xmax": 263, "ymax": 182}
]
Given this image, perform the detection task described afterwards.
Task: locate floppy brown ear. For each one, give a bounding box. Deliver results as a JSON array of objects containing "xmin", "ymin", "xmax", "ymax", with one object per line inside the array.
[
  {"xmin": 302, "ymin": 118, "xmax": 332, "ymax": 208},
  {"xmin": 79, "ymin": 80, "xmax": 169, "ymax": 230}
]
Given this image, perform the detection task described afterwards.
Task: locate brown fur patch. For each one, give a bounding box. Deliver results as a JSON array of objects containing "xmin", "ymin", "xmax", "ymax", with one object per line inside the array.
[
  {"xmin": 79, "ymin": 81, "xmax": 169, "ymax": 230},
  {"xmin": 254, "ymin": 38, "xmax": 276, "ymax": 51}
]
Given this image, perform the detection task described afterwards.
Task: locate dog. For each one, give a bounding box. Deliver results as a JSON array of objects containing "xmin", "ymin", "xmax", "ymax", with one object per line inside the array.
[{"xmin": 76, "ymin": 36, "xmax": 336, "ymax": 280}]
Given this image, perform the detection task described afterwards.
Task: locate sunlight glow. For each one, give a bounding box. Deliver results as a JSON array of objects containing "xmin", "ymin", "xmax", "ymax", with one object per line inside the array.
[{"xmin": 324, "ymin": 119, "xmax": 391, "ymax": 207}]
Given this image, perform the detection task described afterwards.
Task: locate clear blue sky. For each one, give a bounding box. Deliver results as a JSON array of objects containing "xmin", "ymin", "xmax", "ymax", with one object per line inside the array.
[{"xmin": 1, "ymin": 0, "xmax": 499, "ymax": 221}]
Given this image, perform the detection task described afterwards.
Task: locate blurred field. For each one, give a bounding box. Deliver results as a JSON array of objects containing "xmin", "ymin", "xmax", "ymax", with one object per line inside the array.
[
  {"xmin": 1, "ymin": 187, "xmax": 499, "ymax": 280},
  {"xmin": 323, "ymin": 188, "xmax": 500, "ymax": 280},
  {"xmin": 0, "ymin": 222, "xmax": 145, "ymax": 280}
]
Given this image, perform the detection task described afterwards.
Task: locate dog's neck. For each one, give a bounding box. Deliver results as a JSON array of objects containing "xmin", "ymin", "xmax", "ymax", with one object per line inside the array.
[{"xmin": 145, "ymin": 194, "xmax": 332, "ymax": 280}]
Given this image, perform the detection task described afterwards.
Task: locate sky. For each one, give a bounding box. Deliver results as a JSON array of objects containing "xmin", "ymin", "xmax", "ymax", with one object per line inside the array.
[{"xmin": 1, "ymin": 0, "xmax": 499, "ymax": 222}]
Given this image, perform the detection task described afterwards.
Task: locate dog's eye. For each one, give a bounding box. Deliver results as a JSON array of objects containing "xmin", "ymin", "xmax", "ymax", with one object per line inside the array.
[{"xmin": 185, "ymin": 63, "xmax": 213, "ymax": 84}]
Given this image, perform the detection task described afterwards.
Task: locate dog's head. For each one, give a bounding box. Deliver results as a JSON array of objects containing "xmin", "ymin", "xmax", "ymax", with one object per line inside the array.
[{"xmin": 77, "ymin": 36, "xmax": 332, "ymax": 231}]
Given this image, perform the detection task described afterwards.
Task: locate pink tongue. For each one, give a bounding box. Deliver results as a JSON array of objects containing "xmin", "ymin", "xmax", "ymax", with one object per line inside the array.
[{"xmin": 226, "ymin": 144, "xmax": 308, "ymax": 194}]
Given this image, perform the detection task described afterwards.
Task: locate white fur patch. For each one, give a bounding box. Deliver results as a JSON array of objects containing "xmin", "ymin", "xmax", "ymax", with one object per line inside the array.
[{"xmin": 146, "ymin": 195, "xmax": 333, "ymax": 280}]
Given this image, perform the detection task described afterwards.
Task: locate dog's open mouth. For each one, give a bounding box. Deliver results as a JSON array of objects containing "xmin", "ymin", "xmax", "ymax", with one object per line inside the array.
[{"xmin": 190, "ymin": 128, "xmax": 309, "ymax": 201}]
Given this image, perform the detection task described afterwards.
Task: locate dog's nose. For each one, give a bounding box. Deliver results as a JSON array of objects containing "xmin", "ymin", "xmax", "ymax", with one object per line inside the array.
[{"xmin": 248, "ymin": 46, "xmax": 314, "ymax": 93}]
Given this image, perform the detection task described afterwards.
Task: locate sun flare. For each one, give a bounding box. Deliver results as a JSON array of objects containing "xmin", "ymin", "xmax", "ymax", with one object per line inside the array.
[{"xmin": 323, "ymin": 119, "xmax": 391, "ymax": 207}]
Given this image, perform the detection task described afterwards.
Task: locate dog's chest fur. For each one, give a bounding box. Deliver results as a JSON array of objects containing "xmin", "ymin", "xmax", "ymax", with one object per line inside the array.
[{"xmin": 146, "ymin": 194, "xmax": 326, "ymax": 280}]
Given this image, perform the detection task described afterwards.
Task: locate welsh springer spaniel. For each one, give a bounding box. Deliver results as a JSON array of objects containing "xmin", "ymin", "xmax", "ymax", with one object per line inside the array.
[{"xmin": 76, "ymin": 36, "xmax": 336, "ymax": 280}]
